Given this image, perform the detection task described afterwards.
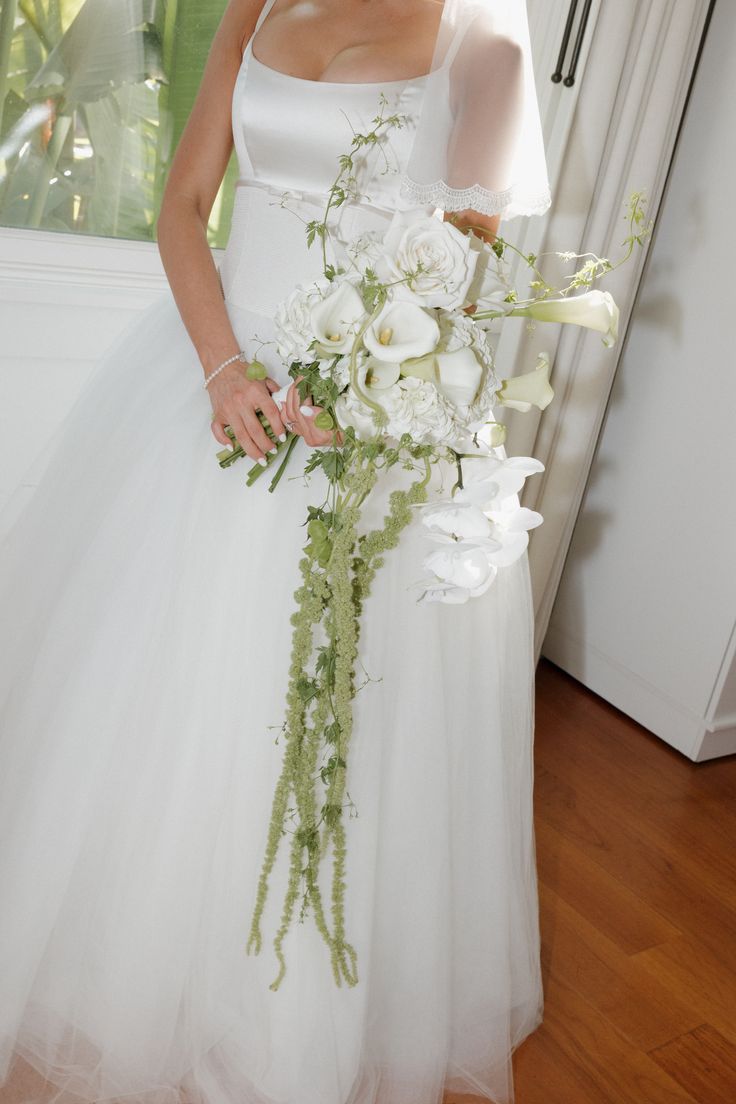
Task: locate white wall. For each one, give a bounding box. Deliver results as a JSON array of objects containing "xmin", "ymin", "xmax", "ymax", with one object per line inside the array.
[{"xmin": 543, "ymin": 0, "xmax": 736, "ymax": 761}]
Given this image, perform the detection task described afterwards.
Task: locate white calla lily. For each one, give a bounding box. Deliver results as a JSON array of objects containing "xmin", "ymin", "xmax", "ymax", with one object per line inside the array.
[
  {"xmin": 310, "ymin": 283, "xmax": 367, "ymax": 354},
  {"xmin": 400, "ymin": 346, "xmax": 483, "ymax": 408},
  {"xmin": 497, "ymin": 352, "xmax": 554, "ymax": 413},
  {"xmin": 364, "ymin": 301, "xmax": 440, "ymax": 363},
  {"xmin": 512, "ymin": 290, "xmax": 619, "ymax": 347},
  {"xmin": 434, "ymin": 347, "xmax": 483, "ymax": 407},
  {"xmin": 361, "ymin": 356, "xmax": 401, "ymax": 390}
]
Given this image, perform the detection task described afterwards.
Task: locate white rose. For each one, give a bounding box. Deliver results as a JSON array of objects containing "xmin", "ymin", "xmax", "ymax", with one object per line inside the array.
[
  {"xmin": 363, "ymin": 301, "xmax": 440, "ymax": 363},
  {"xmin": 310, "ymin": 282, "xmax": 368, "ymax": 355},
  {"xmin": 378, "ymin": 209, "xmax": 479, "ymax": 310}
]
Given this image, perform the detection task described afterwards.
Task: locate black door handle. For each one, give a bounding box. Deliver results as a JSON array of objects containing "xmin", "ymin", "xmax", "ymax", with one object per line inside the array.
[
  {"xmin": 552, "ymin": 0, "xmax": 594, "ymax": 87},
  {"xmin": 552, "ymin": 0, "xmax": 579, "ymax": 83}
]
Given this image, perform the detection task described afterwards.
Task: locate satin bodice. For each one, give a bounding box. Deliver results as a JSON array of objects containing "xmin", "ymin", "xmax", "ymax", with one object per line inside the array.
[
  {"xmin": 232, "ymin": 39, "xmax": 428, "ymax": 205},
  {"xmin": 219, "ymin": 9, "xmax": 431, "ymax": 317}
]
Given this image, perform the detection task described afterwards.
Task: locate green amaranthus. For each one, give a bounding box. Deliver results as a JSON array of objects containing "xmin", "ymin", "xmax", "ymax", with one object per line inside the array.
[{"xmin": 245, "ymin": 428, "xmax": 434, "ymax": 989}]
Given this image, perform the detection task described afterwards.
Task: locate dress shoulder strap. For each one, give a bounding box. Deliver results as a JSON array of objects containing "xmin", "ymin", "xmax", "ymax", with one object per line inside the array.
[
  {"xmin": 252, "ymin": 0, "xmax": 279, "ymax": 38},
  {"xmin": 241, "ymin": 0, "xmax": 279, "ymax": 59}
]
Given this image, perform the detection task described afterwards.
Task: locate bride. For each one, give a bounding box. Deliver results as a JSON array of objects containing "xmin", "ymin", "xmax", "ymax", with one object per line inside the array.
[{"xmin": 0, "ymin": 1, "xmax": 552, "ymax": 1102}]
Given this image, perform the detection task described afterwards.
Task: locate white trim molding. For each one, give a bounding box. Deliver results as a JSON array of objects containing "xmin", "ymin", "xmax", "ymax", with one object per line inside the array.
[{"xmin": 0, "ymin": 226, "xmax": 224, "ymax": 308}]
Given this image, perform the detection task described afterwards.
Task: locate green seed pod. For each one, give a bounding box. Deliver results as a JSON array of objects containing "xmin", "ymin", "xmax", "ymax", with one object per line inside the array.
[
  {"xmin": 246, "ymin": 359, "xmax": 267, "ymax": 380},
  {"xmin": 314, "ymin": 410, "xmax": 334, "ymax": 431}
]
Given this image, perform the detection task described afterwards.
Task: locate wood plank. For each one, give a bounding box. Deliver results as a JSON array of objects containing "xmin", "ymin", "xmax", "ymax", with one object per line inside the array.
[
  {"xmin": 535, "ymin": 759, "xmax": 736, "ymax": 958},
  {"xmin": 534, "ymin": 970, "xmax": 701, "ymax": 1104},
  {"xmin": 538, "ymin": 881, "xmax": 701, "ymax": 1051},
  {"xmin": 535, "ymin": 688, "xmax": 736, "ymax": 904},
  {"xmin": 649, "ymin": 1024, "xmax": 736, "ymax": 1104},
  {"xmin": 634, "ymin": 933, "xmax": 736, "ymax": 1048},
  {"xmin": 534, "ymin": 816, "xmax": 682, "ymax": 955}
]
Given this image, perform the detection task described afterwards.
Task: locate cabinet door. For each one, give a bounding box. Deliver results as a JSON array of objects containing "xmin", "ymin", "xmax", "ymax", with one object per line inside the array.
[{"xmin": 500, "ymin": 0, "xmax": 712, "ymax": 655}]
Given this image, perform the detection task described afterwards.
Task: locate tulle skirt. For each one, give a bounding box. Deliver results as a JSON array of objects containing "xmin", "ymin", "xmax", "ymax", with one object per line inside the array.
[{"xmin": 0, "ymin": 289, "xmax": 543, "ymax": 1104}]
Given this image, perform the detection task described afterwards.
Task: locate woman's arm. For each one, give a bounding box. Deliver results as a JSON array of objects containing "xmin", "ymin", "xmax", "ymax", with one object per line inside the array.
[
  {"xmin": 157, "ymin": 0, "xmax": 258, "ymax": 378},
  {"xmin": 156, "ymin": 0, "xmax": 334, "ymax": 459},
  {"xmin": 444, "ymin": 209, "xmax": 501, "ymax": 245}
]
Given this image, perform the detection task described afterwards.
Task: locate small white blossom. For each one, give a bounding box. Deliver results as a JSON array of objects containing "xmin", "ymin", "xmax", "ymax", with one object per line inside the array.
[{"xmin": 274, "ymin": 280, "xmax": 329, "ymax": 362}]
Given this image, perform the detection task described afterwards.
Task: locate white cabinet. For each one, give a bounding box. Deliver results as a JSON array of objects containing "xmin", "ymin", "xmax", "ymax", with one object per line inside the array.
[{"xmin": 543, "ymin": 0, "xmax": 736, "ymax": 761}]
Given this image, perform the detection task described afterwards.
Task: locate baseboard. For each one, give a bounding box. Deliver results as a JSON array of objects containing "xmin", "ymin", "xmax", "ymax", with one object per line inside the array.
[{"xmin": 541, "ymin": 622, "xmax": 736, "ymax": 762}]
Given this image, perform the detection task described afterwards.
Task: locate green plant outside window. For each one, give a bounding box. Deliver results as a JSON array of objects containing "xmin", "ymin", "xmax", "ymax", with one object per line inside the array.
[{"xmin": 0, "ymin": 0, "xmax": 236, "ymax": 248}]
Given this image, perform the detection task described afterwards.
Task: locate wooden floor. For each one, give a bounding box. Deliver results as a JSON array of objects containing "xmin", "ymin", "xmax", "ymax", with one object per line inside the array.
[{"xmin": 510, "ymin": 658, "xmax": 736, "ymax": 1104}]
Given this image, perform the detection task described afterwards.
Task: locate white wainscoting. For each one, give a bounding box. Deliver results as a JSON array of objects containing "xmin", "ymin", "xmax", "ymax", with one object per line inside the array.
[{"xmin": 0, "ymin": 230, "xmax": 207, "ymax": 526}]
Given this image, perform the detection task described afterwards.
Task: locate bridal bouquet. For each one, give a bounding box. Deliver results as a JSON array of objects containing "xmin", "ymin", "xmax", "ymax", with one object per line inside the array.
[{"xmin": 214, "ymin": 102, "xmax": 651, "ymax": 990}]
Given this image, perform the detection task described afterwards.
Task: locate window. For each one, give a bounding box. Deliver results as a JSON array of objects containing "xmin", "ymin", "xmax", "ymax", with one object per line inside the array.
[{"xmin": 0, "ymin": 0, "xmax": 234, "ymax": 248}]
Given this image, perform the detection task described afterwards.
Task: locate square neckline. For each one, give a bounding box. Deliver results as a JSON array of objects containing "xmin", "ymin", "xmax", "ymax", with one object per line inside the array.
[
  {"xmin": 246, "ymin": 39, "xmax": 430, "ymax": 89},
  {"xmin": 242, "ymin": 0, "xmax": 432, "ymax": 91}
]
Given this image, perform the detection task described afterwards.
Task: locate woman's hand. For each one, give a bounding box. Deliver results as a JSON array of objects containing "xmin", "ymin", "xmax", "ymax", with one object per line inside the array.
[
  {"xmin": 208, "ymin": 362, "xmax": 287, "ymax": 463},
  {"xmin": 282, "ymin": 376, "xmax": 343, "ymax": 447}
]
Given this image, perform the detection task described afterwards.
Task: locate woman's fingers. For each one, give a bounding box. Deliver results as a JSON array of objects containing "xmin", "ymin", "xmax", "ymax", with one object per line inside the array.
[
  {"xmin": 228, "ymin": 414, "xmax": 262, "ymax": 462},
  {"xmin": 242, "ymin": 408, "xmax": 276, "ymax": 458},
  {"xmin": 211, "ymin": 419, "xmax": 232, "ymax": 448},
  {"xmin": 285, "ymin": 380, "xmax": 302, "ymax": 426},
  {"xmin": 260, "ymin": 393, "xmax": 287, "ymax": 440}
]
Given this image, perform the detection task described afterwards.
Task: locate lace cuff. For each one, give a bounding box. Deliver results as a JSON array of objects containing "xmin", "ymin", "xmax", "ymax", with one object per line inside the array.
[{"xmin": 399, "ymin": 175, "xmax": 552, "ymax": 220}]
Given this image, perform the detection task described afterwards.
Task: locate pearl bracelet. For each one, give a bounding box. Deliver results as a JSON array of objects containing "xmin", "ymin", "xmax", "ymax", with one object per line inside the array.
[{"xmin": 202, "ymin": 350, "xmax": 247, "ymax": 389}]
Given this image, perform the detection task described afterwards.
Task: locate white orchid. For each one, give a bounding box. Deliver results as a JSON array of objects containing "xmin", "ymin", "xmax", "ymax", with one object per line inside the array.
[
  {"xmin": 363, "ymin": 300, "xmax": 440, "ymax": 363},
  {"xmin": 497, "ymin": 352, "xmax": 554, "ymax": 413},
  {"xmin": 455, "ymin": 455, "xmax": 546, "ymax": 509},
  {"xmin": 421, "ymin": 501, "xmax": 495, "ymax": 541},
  {"xmin": 421, "ymin": 541, "xmax": 499, "ymax": 600},
  {"xmin": 512, "ymin": 290, "xmax": 619, "ymax": 347},
  {"xmin": 484, "ymin": 499, "xmax": 544, "ymax": 567},
  {"xmin": 377, "ymin": 209, "xmax": 479, "ymax": 310},
  {"xmin": 310, "ymin": 282, "xmax": 368, "ymax": 355}
]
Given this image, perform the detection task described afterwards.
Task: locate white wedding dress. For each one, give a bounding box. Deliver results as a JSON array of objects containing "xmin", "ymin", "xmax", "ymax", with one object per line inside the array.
[{"xmin": 0, "ymin": 3, "xmax": 543, "ymax": 1102}]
